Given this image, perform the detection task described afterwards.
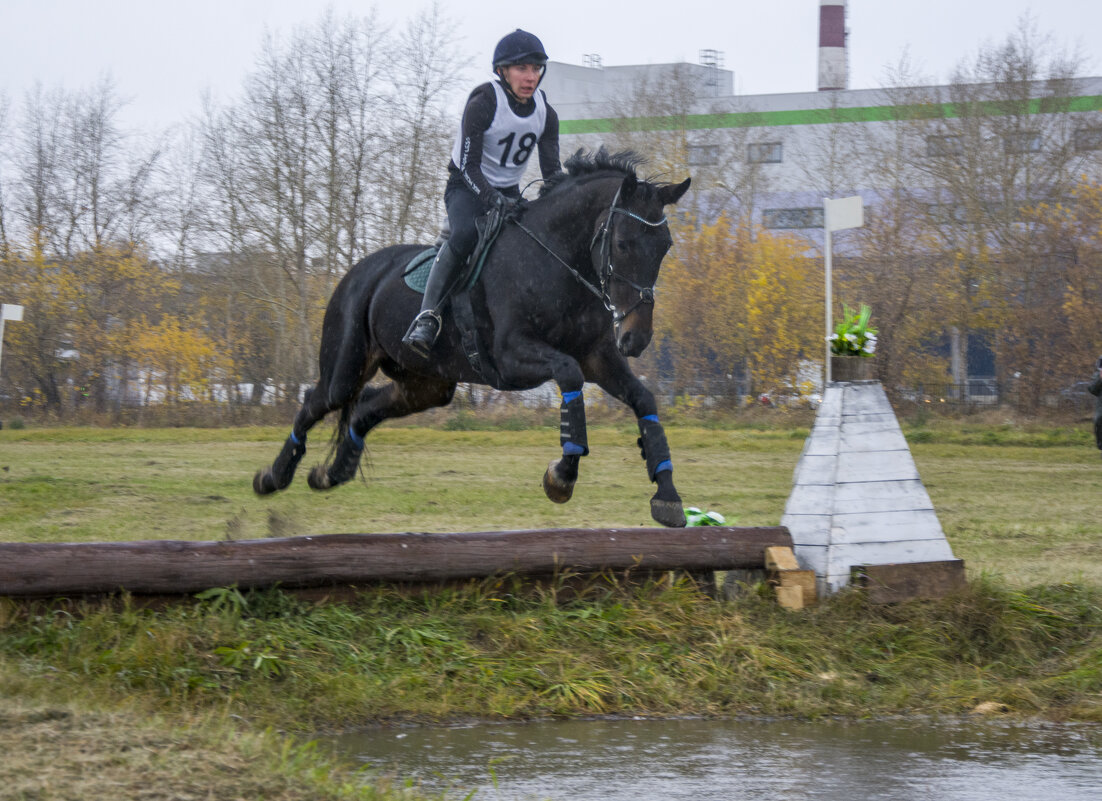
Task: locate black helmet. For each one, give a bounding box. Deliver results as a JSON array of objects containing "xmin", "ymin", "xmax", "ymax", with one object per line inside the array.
[{"xmin": 492, "ymin": 29, "xmax": 548, "ymax": 68}]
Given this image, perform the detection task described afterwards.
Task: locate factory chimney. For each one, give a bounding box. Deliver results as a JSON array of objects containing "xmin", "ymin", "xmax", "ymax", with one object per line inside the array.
[{"xmin": 818, "ymin": 0, "xmax": 847, "ymax": 91}]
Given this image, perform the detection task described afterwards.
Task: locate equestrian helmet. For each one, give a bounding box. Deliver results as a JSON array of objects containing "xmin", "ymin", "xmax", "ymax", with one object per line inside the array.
[{"xmin": 492, "ymin": 29, "xmax": 548, "ymax": 67}]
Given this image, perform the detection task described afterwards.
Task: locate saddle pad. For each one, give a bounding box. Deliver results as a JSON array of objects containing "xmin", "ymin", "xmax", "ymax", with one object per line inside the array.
[
  {"xmin": 402, "ymin": 248, "xmax": 438, "ymax": 294},
  {"xmin": 401, "ymin": 242, "xmax": 493, "ymax": 296}
]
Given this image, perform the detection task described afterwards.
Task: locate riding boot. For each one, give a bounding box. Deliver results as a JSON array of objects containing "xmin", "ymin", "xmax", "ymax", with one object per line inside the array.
[{"xmin": 402, "ymin": 242, "xmax": 463, "ymax": 358}]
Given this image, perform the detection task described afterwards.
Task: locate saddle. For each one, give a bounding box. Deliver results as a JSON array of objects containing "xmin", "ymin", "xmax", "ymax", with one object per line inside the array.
[{"xmin": 400, "ymin": 205, "xmax": 510, "ymax": 387}]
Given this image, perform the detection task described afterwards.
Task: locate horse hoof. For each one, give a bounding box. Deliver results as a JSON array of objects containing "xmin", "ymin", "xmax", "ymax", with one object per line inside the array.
[
  {"xmin": 650, "ymin": 497, "xmax": 686, "ymax": 528},
  {"xmin": 253, "ymin": 469, "xmax": 278, "ymax": 496},
  {"xmin": 307, "ymin": 464, "xmax": 333, "ymax": 491},
  {"xmin": 542, "ymin": 460, "xmax": 575, "ymax": 504}
]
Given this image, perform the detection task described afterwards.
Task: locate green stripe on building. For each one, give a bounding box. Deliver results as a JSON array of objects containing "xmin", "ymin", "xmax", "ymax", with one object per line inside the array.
[{"xmin": 559, "ymin": 95, "xmax": 1102, "ymax": 135}]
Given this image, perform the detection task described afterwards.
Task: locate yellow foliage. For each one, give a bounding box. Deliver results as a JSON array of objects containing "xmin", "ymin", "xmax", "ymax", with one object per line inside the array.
[
  {"xmin": 124, "ymin": 317, "xmax": 235, "ymax": 403},
  {"xmin": 658, "ymin": 214, "xmax": 822, "ymax": 394}
]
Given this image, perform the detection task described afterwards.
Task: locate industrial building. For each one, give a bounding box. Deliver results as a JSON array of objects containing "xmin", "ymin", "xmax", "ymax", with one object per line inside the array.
[
  {"xmin": 537, "ymin": 1, "xmax": 1102, "ymax": 392},
  {"xmin": 539, "ymin": 0, "xmax": 1102, "ymax": 234}
]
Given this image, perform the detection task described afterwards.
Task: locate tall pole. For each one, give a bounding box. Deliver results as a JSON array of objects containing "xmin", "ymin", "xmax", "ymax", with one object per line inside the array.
[
  {"xmin": 824, "ymin": 226, "xmax": 833, "ymax": 384},
  {"xmin": 0, "ymin": 305, "xmax": 25, "ymax": 403},
  {"xmin": 821, "ymin": 197, "xmax": 862, "ymax": 389}
]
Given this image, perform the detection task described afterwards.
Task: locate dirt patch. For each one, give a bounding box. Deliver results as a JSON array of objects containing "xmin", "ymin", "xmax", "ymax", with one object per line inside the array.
[{"xmin": 0, "ymin": 703, "xmax": 323, "ymax": 801}]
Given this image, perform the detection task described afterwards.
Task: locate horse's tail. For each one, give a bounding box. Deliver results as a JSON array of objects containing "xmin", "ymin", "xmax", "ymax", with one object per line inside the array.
[
  {"xmin": 315, "ymin": 391, "xmax": 368, "ymax": 486},
  {"xmin": 333, "ymin": 398, "xmax": 354, "ymax": 453}
]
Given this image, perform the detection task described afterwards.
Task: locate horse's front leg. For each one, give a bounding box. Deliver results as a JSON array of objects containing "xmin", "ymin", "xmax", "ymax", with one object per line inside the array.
[
  {"xmin": 585, "ymin": 347, "xmax": 685, "ymax": 527},
  {"xmin": 637, "ymin": 413, "xmax": 684, "ymax": 527},
  {"xmin": 496, "ymin": 341, "xmax": 588, "ymax": 505},
  {"xmin": 543, "ymin": 388, "xmax": 586, "ymax": 503}
]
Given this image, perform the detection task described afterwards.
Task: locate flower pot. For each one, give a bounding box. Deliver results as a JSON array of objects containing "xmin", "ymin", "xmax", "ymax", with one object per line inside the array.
[{"xmin": 831, "ymin": 355, "xmax": 876, "ymax": 382}]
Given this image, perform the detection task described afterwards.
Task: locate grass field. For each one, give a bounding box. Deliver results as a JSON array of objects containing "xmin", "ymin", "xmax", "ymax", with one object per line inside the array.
[
  {"xmin": 1, "ymin": 421, "xmax": 1099, "ymax": 586},
  {"xmin": 1, "ymin": 419, "xmax": 1100, "ymax": 800}
]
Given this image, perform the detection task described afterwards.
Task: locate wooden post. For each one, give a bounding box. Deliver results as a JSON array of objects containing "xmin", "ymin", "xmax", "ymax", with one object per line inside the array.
[
  {"xmin": 851, "ymin": 560, "xmax": 966, "ymax": 604},
  {"xmin": 0, "ymin": 526, "xmax": 793, "ymax": 598},
  {"xmin": 765, "ymin": 545, "xmax": 817, "ymax": 609}
]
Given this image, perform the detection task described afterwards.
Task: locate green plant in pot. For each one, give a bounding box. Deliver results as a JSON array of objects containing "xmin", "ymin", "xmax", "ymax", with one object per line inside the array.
[{"xmin": 829, "ymin": 303, "xmax": 877, "ymax": 381}]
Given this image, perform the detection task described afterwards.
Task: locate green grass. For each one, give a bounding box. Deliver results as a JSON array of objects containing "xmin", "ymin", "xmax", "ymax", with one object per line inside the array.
[
  {"xmin": 1, "ymin": 420, "xmax": 1100, "ymax": 799},
  {"xmin": 1, "ymin": 422, "xmax": 1098, "ymax": 585},
  {"xmin": 2, "ymin": 576, "xmax": 1099, "ymax": 726}
]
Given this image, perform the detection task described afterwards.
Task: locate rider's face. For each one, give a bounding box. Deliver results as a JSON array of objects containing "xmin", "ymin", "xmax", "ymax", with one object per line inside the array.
[{"xmin": 501, "ymin": 63, "xmax": 542, "ymax": 101}]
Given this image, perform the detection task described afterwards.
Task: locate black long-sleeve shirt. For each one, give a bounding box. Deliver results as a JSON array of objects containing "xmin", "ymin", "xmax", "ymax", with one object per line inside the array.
[{"xmin": 449, "ymin": 81, "xmax": 560, "ymax": 206}]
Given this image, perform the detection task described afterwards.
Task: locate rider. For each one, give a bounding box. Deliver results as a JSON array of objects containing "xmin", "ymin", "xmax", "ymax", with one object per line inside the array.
[{"xmin": 402, "ymin": 28, "xmax": 562, "ymax": 358}]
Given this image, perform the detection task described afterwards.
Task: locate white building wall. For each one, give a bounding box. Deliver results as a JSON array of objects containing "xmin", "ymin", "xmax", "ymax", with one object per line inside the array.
[{"xmin": 543, "ymin": 64, "xmax": 1102, "ymax": 208}]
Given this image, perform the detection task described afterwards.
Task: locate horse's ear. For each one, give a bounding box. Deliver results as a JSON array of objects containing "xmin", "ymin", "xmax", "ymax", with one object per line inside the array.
[
  {"xmin": 658, "ymin": 177, "xmax": 691, "ymax": 206},
  {"xmin": 619, "ymin": 173, "xmax": 639, "ymax": 202}
]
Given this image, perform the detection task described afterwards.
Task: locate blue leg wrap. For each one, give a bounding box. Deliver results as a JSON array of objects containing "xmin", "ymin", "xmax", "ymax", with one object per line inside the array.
[
  {"xmin": 560, "ymin": 391, "xmax": 589, "ymax": 457},
  {"xmin": 637, "ymin": 415, "xmax": 673, "ymax": 481},
  {"xmin": 348, "ymin": 426, "xmax": 365, "ymax": 450}
]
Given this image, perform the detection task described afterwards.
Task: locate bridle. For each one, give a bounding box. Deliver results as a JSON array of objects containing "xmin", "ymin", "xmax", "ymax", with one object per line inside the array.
[
  {"xmin": 514, "ymin": 185, "xmax": 667, "ymax": 323},
  {"xmin": 590, "ymin": 186, "xmax": 668, "ymax": 322}
]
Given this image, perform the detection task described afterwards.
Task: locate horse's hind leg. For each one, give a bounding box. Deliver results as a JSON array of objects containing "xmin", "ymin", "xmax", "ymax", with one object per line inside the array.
[
  {"xmin": 308, "ymin": 374, "xmax": 456, "ymax": 490},
  {"xmin": 253, "ymin": 385, "xmax": 339, "ymax": 495}
]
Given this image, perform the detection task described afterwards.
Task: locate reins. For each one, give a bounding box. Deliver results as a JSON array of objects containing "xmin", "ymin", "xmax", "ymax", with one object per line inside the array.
[{"xmin": 512, "ymin": 184, "xmax": 667, "ymax": 322}]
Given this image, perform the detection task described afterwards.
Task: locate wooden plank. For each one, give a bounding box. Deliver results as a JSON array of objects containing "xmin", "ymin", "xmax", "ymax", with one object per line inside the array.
[
  {"xmin": 791, "ymin": 454, "xmax": 839, "ymax": 486},
  {"xmin": 0, "ymin": 526, "xmax": 793, "ymax": 598},
  {"xmin": 827, "ymin": 509, "xmax": 947, "ymax": 543},
  {"xmin": 776, "ymin": 569, "xmax": 817, "ymax": 607},
  {"xmin": 831, "ymin": 480, "xmax": 936, "ymax": 515},
  {"xmin": 774, "ymin": 585, "xmax": 805, "ymax": 610},
  {"xmin": 851, "ymin": 560, "xmax": 967, "ymax": 604},
  {"xmin": 764, "ymin": 546, "xmax": 800, "ymax": 571},
  {"xmin": 834, "ymin": 450, "xmax": 920, "ymax": 483}
]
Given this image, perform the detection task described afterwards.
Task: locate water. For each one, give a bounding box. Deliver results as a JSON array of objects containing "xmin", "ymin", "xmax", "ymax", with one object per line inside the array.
[{"xmin": 326, "ymin": 717, "xmax": 1102, "ymax": 801}]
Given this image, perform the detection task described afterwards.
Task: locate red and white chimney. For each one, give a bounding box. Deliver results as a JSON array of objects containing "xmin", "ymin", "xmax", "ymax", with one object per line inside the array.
[{"xmin": 818, "ymin": 0, "xmax": 847, "ymax": 91}]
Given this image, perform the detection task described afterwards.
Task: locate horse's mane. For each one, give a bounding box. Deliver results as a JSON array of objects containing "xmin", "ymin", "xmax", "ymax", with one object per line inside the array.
[{"xmin": 537, "ymin": 147, "xmax": 648, "ymax": 198}]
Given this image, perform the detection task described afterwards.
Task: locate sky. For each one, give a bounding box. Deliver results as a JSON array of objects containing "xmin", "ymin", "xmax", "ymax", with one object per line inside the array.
[{"xmin": 1, "ymin": 0, "xmax": 1099, "ymax": 132}]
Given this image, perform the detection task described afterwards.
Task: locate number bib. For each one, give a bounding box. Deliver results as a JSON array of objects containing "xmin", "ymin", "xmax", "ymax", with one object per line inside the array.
[{"xmin": 454, "ymin": 79, "xmax": 547, "ymax": 189}]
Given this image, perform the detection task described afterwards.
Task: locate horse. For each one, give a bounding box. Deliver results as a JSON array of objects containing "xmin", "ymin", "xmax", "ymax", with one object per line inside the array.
[{"xmin": 253, "ymin": 148, "xmax": 692, "ymax": 527}]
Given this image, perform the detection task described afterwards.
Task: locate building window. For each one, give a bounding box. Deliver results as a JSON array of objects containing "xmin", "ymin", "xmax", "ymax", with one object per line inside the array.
[
  {"xmin": 687, "ymin": 144, "xmax": 720, "ymax": 166},
  {"xmin": 927, "ymin": 203, "xmax": 966, "ymax": 225},
  {"xmin": 763, "ymin": 207, "xmax": 824, "ymax": 229},
  {"xmin": 1004, "ymin": 131, "xmax": 1042, "ymax": 153},
  {"xmin": 1075, "ymin": 127, "xmax": 1102, "ymax": 151},
  {"xmin": 926, "ymin": 135, "xmax": 963, "ymax": 157},
  {"xmin": 747, "ymin": 142, "xmax": 783, "ymax": 164}
]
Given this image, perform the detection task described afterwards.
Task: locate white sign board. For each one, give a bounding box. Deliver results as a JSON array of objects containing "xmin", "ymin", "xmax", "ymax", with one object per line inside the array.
[
  {"xmin": 824, "ymin": 195, "xmax": 864, "ymax": 232},
  {"xmin": 1, "ymin": 304, "xmax": 23, "ymax": 322}
]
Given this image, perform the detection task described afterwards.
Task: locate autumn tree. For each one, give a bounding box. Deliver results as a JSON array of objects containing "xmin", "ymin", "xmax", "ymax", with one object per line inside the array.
[
  {"xmin": 905, "ymin": 16, "xmax": 1095, "ymax": 391},
  {"xmin": 124, "ymin": 316, "xmax": 234, "ymax": 406},
  {"xmin": 1024, "ymin": 178, "xmax": 1102, "ymax": 388},
  {"xmin": 655, "ymin": 213, "xmax": 821, "ymax": 398}
]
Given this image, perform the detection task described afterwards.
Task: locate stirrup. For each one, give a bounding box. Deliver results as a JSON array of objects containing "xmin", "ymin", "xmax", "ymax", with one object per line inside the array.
[{"xmin": 402, "ymin": 310, "xmax": 442, "ymax": 357}]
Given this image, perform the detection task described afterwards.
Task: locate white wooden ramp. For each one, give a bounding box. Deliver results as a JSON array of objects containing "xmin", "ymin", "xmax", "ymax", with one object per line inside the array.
[{"xmin": 782, "ymin": 379, "xmax": 957, "ymax": 596}]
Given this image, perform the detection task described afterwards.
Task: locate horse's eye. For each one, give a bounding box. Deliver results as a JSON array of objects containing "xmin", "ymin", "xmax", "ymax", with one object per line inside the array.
[{"xmin": 616, "ymin": 240, "xmax": 630, "ymax": 253}]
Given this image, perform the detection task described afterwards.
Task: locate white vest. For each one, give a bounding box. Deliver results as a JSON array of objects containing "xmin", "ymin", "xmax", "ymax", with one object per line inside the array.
[{"xmin": 453, "ymin": 79, "xmax": 547, "ymax": 188}]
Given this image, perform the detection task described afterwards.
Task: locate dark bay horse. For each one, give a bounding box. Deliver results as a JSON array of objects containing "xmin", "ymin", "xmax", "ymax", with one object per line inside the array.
[{"xmin": 253, "ymin": 148, "xmax": 691, "ymax": 527}]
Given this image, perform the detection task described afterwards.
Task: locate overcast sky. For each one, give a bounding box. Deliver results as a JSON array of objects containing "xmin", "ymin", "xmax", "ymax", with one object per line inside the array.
[{"xmin": 1, "ymin": 0, "xmax": 1098, "ymax": 132}]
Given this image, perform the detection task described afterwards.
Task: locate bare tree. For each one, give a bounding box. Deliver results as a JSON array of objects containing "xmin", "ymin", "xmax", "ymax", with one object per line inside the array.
[
  {"xmin": 0, "ymin": 91, "xmax": 11, "ymax": 259},
  {"xmin": 373, "ymin": 2, "xmax": 464, "ymax": 246},
  {"xmin": 193, "ymin": 7, "xmax": 463, "ymax": 394}
]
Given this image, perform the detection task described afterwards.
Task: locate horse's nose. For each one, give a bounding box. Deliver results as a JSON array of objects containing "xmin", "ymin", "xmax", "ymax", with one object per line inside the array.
[{"xmin": 617, "ymin": 328, "xmax": 651, "ymax": 358}]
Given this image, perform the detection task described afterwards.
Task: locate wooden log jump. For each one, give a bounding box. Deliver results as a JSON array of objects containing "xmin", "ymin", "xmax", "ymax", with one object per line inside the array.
[{"xmin": 0, "ymin": 526, "xmax": 791, "ymax": 598}]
